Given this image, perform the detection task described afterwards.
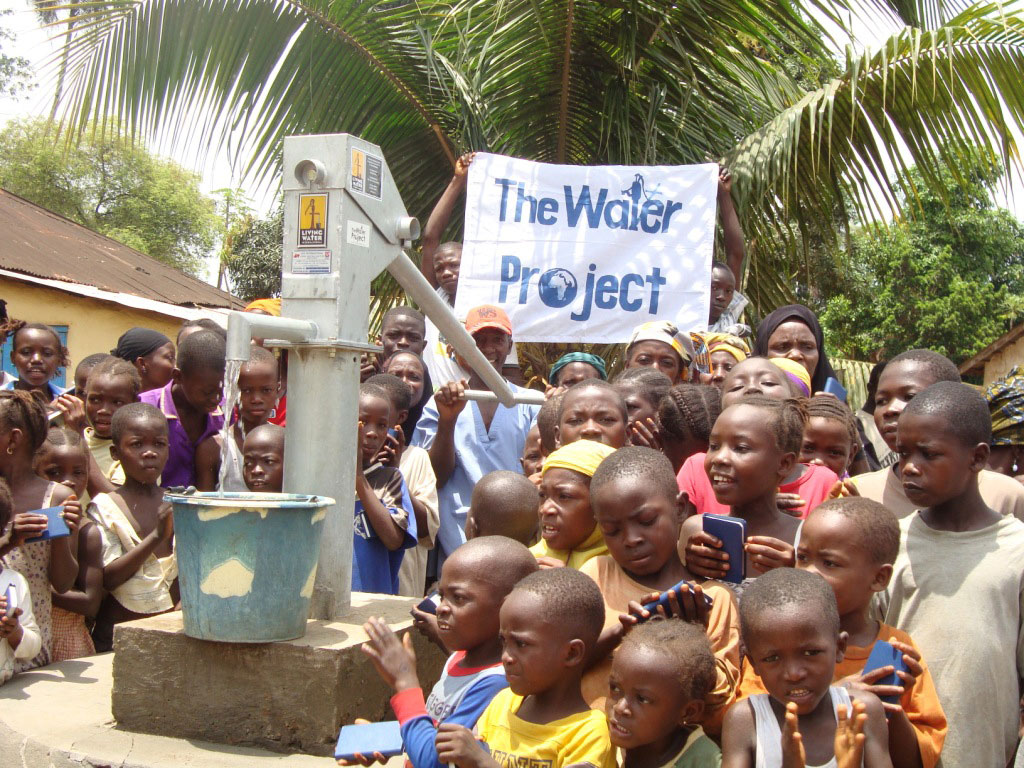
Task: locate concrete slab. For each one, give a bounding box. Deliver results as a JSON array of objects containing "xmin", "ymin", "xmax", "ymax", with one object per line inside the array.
[{"xmin": 112, "ymin": 594, "xmax": 446, "ymax": 756}]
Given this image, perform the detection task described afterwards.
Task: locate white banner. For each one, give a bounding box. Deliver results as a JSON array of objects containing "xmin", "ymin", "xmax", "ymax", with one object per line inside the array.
[{"xmin": 454, "ymin": 153, "xmax": 717, "ymax": 343}]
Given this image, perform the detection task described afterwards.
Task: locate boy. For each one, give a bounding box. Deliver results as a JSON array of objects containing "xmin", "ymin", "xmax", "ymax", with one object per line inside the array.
[
  {"xmin": 361, "ymin": 536, "xmax": 538, "ymax": 768},
  {"xmin": 879, "ymin": 381, "xmax": 1024, "ymax": 768},
  {"xmin": 356, "ymin": 383, "xmax": 417, "ymax": 594},
  {"xmin": 139, "ymin": 329, "xmax": 225, "ymax": 488},
  {"xmin": 362, "ymin": 307, "xmax": 430, "ymax": 382},
  {"xmin": 366, "ymin": 372, "xmax": 439, "ymax": 598},
  {"xmin": 242, "ymin": 424, "xmax": 285, "ymax": 492},
  {"xmin": 521, "ymin": 425, "xmax": 543, "ymax": 479},
  {"xmin": 73, "ymin": 353, "xmax": 112, "ymax": 399},
  {"xmin": 435, "ymin": 567, "xmax": 616, "ymax": 768},
  {"xmin": 88, "ymin": 403, "xmax": 176, "ymax": 651},
  {"xmin": 0, "ymin": 478, "xmax": 41, "ymax": 685},
  {"xmin": 738, "ymin": 497, "xmax": 947, "ymax": 768},
  {"xmin": 412, "ymin": 305, "xmax": 539, "ymax": 563},
  {"xmin": 83, "ymin": 357, "xmax": 142, "ymax": 489},
  {"xmin": 851, "ymin": 348, "xmax": 1024, "ymax": 519},
  {"xmin": 464, "ymin": 470, "xmax": 539, "ymax": 545},
  {"xmin": 722, "ymin": 568, "xmax": 891, "ymax": 768},
  {"xmin": 195, "ymin": 346, "xmax": 280, "ymax": 491}
]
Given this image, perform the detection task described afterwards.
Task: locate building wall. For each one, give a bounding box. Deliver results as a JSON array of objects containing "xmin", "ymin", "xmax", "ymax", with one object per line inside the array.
[
  {"xmin": 1, "ymin": 278, "xmax": 184, "ymax": 376},
  {"xmin": 983, "ymin": 335, "xmax": 1024, "ymax": 385}
]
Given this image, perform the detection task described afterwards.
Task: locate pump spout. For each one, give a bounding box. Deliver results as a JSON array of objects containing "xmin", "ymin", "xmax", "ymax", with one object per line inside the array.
[
  {"xmin": 225, "ymin": 311, "xmax": 319, "ymax": 363},
  {"xmin": 387, "ymin": 252, "xmax": 520, "ymax": 408}
]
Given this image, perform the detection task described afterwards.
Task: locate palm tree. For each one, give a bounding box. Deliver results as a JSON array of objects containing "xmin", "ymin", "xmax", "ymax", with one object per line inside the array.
[{"xmin": 46, "ymin": 0, "xmax": 1024, "ymax": 325}]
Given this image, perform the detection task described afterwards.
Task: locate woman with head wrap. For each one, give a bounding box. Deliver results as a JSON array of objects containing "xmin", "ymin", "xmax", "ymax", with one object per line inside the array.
[
  {"xmin": 694, "ymin": 332, "xmax": 750, "ymax": 388},
  {"xmin": 112, "ymin": 327, "xmax": 175, "ymax": 393},
  {"xmin": 625, "ymin": 321, "xmax": 694, "ymax": 383},
  {"xmin": 549, "ymin": 352, "xmax": 607, "ymax": 389},
  {"xmin": 754, "ymin": 304, "xmax": 838, "ymax": 394},
  {"xmin": 769, "ymin": 356, "xmax": 812, "ymax": 398},
  {"xmin": 529, "ymin": 439, "xmax": 616, "ymax": 569},
  {"xmin": 985, "ymin": 367, "xmax": 1024, "ymax": 483}
]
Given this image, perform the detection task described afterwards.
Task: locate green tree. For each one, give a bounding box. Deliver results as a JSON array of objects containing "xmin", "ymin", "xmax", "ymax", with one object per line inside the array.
[
  {"xmin": 0, "ymin": 118, "xmax": 219, "ymax": 276},
  {"xmin": 225, "ymin": 205, "xmax": 282, "ymax": 302},
  {"xmin": 0, "ymin": 11, "xmax": 32, "ymax": 98},
  {"xmin": 820, "ymin": 154, "xmax": 1024, "ymax": 363}
]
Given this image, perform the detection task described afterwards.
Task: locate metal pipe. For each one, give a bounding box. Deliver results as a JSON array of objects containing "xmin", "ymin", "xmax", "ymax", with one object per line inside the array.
[
  {"xmin": 463, "ymin": 389, "xmax": 546, "ymax": 406},
  {"xmin": 387, "ymin": 252, "xmax": 518, "ymax": 408},
  {"xmin": 225, "ymin": 311, "xmax": 319, "ymax": 363}
]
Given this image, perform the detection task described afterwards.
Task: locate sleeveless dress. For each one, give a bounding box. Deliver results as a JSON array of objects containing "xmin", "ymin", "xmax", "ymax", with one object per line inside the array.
[
  {"xmin": 219, "ymin": 434, "xmax": 247, "ymax": 492},
  {"xmin": 750, "ymin": 686, "xmax": 858, "ymax": 768},
  {"xmin": 1, "ymin": 482, "xmax": 58, "ymax": 671}
]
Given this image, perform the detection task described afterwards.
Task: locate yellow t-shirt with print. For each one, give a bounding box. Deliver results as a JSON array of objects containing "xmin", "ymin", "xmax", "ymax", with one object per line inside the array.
[{"xmin": 475, "ymin": 688, "xmax": 616, "ymax": 768}]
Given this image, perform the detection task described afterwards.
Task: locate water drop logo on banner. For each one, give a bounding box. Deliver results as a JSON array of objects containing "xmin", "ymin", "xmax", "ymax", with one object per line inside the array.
[{"xmin": 454, "ymin": 154, "xmax": 717, "ymax": 343}]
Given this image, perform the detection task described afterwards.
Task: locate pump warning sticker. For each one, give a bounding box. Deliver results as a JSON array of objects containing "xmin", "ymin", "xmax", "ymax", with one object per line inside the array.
[
  {"xmin": 291, "ymin": 250, "xmax": 331, "ymax": 274},
  {"xmin": 350, "ymin": 148, "xmax": 383, "ymax": 200},
  {"xmin": 298, "ymin": 193, "xmax": 328, "ymax": 247}
]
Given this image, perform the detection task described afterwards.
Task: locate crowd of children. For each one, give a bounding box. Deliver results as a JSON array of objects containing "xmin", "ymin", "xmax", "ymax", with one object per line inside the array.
[{"xmin": 2, "ymin": 156, "xmax": 1024, "ymax": 768}]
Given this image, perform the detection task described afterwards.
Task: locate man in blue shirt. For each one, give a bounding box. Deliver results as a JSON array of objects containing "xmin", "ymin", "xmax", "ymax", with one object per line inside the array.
[{"xmin": 412, "ymin": 306, "xmax": 539, "ymax": 561}]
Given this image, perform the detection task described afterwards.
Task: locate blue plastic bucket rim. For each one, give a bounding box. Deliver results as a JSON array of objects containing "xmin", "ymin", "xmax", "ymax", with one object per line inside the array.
[{"xmin": 163, "ymin": 490, "xmax": 335, "ymax": 509}]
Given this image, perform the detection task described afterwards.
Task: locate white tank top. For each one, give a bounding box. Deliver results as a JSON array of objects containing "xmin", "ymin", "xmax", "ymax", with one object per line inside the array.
[
  {"xmin": 750, "ymin": 686, "xmax": 857, "ymax": 768},
  {"xmin": 219, "ymin": 435, "xmax": 247, "ymax": 492}
]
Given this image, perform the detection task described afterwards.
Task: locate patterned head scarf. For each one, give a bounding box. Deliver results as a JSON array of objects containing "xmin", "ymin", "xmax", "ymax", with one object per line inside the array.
[
  {"xmin": 541, "ymin": 439, "xmax": 616, "ymax": 478},
  {"xmin": 986, "ymin": 367, "xmax": 1024, "ymax": 446},
  {"xmin": 549, "ymin": 352, "xmax": 608, "ymax": 385},
  {"xmin": 627, "ymin": 321, "xmax": 695, "ymax": 366},
  {"xmin": 694, "ymin": 332, "xmax": 750, "ymax": 372},
  {"xmin": 770, "ymin": 357, "xmax": 812, "ymax": 397}
]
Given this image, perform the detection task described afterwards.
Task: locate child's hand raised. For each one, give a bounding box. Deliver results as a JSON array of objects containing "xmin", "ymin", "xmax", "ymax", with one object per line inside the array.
[
  {"xmin": 834, "ymin": 700, "xmax": 868, "ymax": 768},
  {"xmin": 629, "ymin": 418, "xmax": 662, "ymax": 451},
  {"xmin": 54, "ymin": 394, "xmax": 88, "ymax": 433},
  {"xmin": 156, "ymin": 502, "xmax": 174, "ymax": 543},
  {"xmin": 781, "ymin": 701, "xmax": 806, "ymax": 768},
  {"xmin": 776, "ymin": 492, "xmax": 806, "ymax": 518},
  {"xmin": 409, "ymin": 605, "xmax": 448, "ymax": 654},
  {"xmin": 361, "ymin": 616, "xmax": 420, "ymax": 693},
  {"xmin": 454, "ymin": 153, "xmax": 477, "ymax": 179},
  {"xmin": 745, "ymin": 536, "xmax": 795, "ymax": 573},
  {"xmin": 436, "ymin": 723, "xmax": 489, "ymax": 768},
  {"xmin": 827, "ymin": 480, "xmax": 860, "ymax": 500},
  {"xmin": 683, "ymin": 530, "xmax": 730, "ymax": 580},
  {"xmin": 717, "ymin": 169, "xmax": 734, "ymax": 199},
  {"xmin": 61, "ymin": 495, "xmax": 83, "ymax": 533},
  {"xmin": 375, "ymin": 427, "xmax": 405, "ymax": 468},
  {"xmin": 840, "ymin": 641, "xmax": 922, "ymax": 716},
  {"xmin": 0, "ymin": 596, "xmax": 23, "ymax": 642},
  {"xmin": 638, "ymin": 583, "xmax": 712, "ymax": 628}
]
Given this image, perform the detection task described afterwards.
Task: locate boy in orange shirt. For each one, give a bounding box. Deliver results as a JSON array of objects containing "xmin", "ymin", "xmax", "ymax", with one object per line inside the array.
[{"xmin": 735, "ymin": 497, "xmax": 946, "ymax": 768}]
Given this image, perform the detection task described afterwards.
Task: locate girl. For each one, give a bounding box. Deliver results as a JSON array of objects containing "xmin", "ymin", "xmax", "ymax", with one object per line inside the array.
[
  {"xmin": 0, "ymin": 478, "xmax": 42, "ymax": 685},
  {"xmin": 613, "ymin": 368, "xmax": 672, "ymax": 449},
  {"xmin": 557, "ymin": 380, "xmax": 629, "ymax": 449},
  {"xmin": 531, "ymin": 439, "xmax": 616, "ymax": 569},
  {"xmin": 1, "ymin": 321, "xmax": 71, "ymax": 404},
  {"xmin": 0, "ymin": 390, "xmax": 80, "ymax": 670},
  {"xmin": 696, "ymin": 332, "xmax": 749, "ymax": 389},
  {"xmin": 720, "ymin": 357, "xmax": 792, "ymax": 409},
  {"xmin": 383, "ymin": 350, "xmax": 430, "ymax": 447},
  {"xmin": 607, "ymin": 621, "xmax": 722, "ymax": 768},
  {"xmin": 681, "ymin": 397, "xmax": 805, "ymax": 589},
  {"xmin": 34, "ymin": 428, "xmax": 102, "ymax": 660},
  {"xmin": 801, "ymin": 398, "xmax": 859, "ymax": 480},
  {"xmin": 111, "ymin": 327, "xmax": 175, "ymax": 394},
  {"xmin": 625, "ymin": 321, "xmax": 694, "ymax": 383},
  {"xmin": 657, "ymin": 384, "xmax": 721, "ymax": 473}
]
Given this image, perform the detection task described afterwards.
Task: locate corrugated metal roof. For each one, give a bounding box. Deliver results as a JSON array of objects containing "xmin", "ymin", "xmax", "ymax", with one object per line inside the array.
[{"xmin": 0, "ymin": 188, "xmax": 243, "ymax": 309}]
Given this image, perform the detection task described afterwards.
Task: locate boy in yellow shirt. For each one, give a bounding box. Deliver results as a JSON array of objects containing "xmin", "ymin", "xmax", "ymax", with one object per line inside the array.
[{"xmin": 436, "ymin": 568, "xmax": 615, "ymax": 768}]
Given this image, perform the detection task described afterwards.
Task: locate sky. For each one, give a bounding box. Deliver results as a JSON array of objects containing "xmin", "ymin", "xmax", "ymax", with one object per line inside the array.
[{"xmin": 1, "ymin": 0, "xmax": 1022, "ymax": 286}]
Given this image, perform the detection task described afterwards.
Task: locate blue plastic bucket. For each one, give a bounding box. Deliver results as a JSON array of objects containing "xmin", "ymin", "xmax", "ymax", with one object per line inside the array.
[{"xmin": 165, "ymin": 491, "xmax": 335, "ymax": 643}]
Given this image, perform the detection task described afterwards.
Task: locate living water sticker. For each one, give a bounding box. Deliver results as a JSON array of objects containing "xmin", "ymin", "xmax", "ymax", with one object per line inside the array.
[
  {"xmin": 454, "ymin": 153, "xmax": 716, "ymax": 343},
  {"xmin": 291, "ymin": 250, "xmax": 331, "ymax": 274},
  {"xmin": 350, "ymin": 148, "xmax": 383, "ymax": 200},
  {"xmin": 298, "ymin": 193, "xmax": 327, "ymax": 247}
]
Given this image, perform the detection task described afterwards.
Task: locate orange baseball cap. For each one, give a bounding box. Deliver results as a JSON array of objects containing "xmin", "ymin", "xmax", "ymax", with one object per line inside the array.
[{"xmin": 465, "ymin": 305, "xmax": 513, "ymax": 336}]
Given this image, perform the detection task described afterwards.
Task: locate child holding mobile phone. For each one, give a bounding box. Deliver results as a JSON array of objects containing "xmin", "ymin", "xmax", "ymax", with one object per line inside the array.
[
  {"xmin": 736, "ymin": 498, "xmax": 946, "ymax": 768},
  {"xmin": 0, "ymin": 478, "xmax": 41, "ymax": 685},
  {"xmin": 681, "ymin": 397, "xmax": 804, "ymax": 590},
  {"xmin": 581, "ymin": 446, "xmax": 739, "ymax": 736}
]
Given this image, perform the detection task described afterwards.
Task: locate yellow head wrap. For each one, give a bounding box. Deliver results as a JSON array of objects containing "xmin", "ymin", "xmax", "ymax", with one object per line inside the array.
[
  {"xmin": 541, "ymin": 439, "xmax": 617, "ymax": 478},
  {"xmin": 769, "ymin": 357, "xmax": 812, "ymax": 397},
  {"xmin": 627, "ymin": 321, "xmax": 694, "ymax": 364},
  {"xmin": 703, "ymin": 333, "xmax": 750, "ymax": 363},
  {"xmin": 244, "ymin": 298, "xmax": 282, "ymax": 317}
]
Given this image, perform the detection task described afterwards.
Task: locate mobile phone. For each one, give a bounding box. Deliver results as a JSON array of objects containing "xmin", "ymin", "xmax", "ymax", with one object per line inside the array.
[
  {"xmin": 334, "ymin": 721, "xmax": 403, "ymax": 761},
  {"xmin": 387, "ymin": 428, "xmax": 399, "ymax": 440},
  {"xmin": 637, "ymin": 580, "xmax": 713, "ymax": 621},
  {"xmin": 862, "ymin": 640, "xmax": 908, "ymax": 708},
  {"xmin": 415, "ymin": 592, "xmax": 440, "ymax": 615},
  {"xmin": 702, "ymin": 513, "xmax": 746, "ymax": 584},
  {"xmin": 25, "ymin": 506, "xmax": 71, "ymax": 543},
  {"xmin": 1, "ymin": 583, "xmax": 16, "ymax": 617},
  {"xmin": 823, "ymin": 376, "xmax": 848, "ymax": 403}
]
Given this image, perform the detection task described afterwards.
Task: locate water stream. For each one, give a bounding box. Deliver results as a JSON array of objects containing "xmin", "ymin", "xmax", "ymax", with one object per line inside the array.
[{"xmin": 217, "ymin": 358, "xmax": 243, "ymax": 495}]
